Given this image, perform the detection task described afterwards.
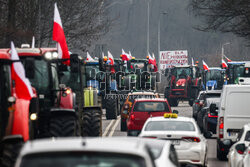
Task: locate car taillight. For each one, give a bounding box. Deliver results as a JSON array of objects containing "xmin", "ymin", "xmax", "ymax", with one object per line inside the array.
[
  {"xmin": 130, "ymin": 114, "xmax": 135, "ymax": 121},
  {"xmin": 219, "ymin": 117, "xmax": 224, "ymax": 139},
  {"xmin": 182, "ymin": 137, "xmax": 200, "ymax": 142},
  {"xmin": 143, "ymin": 136, "xmax": 157, "ymax": 139},
  {"xmin": 199, "ymin": 101, "xmax": 203, "ymax": 106},
  {"xmin": 208, "ymin": 113, "xmax": 217, "ymax": 118},
  {"xmin": 237, "ymin": 150, "xmax": 244, "ymax": 155},
  {"xmin": 248, "ymin": 150, "xmax": 250, "ymax": 154}
]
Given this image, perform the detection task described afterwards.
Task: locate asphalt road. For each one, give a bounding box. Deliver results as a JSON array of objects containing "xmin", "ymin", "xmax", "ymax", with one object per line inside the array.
[{"xmin": 102, "ymin": 101, "xmax": 228, "ymax": 167}]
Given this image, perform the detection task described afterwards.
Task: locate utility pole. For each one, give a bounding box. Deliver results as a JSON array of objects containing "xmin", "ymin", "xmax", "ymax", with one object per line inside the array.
[
  {"xmin": 147, "ymin": 0, "xmax": 150, "ymax": 55},
  {"xmin": 158, "ymin": 12, "xmax": 167, "ymax": 69}
]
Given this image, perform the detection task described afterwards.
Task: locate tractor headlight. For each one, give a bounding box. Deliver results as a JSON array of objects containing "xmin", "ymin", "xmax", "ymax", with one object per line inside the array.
[
  {"xmin": 30, "ymin": 113, "xmax": 37, "ymax": 121},
  {"xmin": 52, "ymin": 52, "xmax": 58, "ymax": 59},
  {"xmin": 45, "ymin": 52, "xmax": 52, "ymax": 59},
  {"xmin": 45, "ymin": 52, "xmax": 58, "ymax": 60},
  {"xmin": 181, "ymin": 83, "xmax": 185, "ymax": 86},
  {"xmin": 176, "ymin": 83, "xmax": 179, "ymax": 87}
]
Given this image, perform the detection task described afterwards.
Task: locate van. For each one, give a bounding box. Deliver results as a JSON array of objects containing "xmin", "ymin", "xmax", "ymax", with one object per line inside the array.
[{"xmin": 216, "ymin": 85, "xmax": 250, "ymax": 160}]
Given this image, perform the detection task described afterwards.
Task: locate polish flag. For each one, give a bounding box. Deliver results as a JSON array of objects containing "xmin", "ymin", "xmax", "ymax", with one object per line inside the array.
[
  {"xmin": 53, "ymin": 3, "xmax": 70, "ymax": 65},
  {"xmin": 121, "ymin": 49, "xmax": 131, "ymax": 61},
  {"xmin": 148, "ymin": 53, "xmax": 158, "ymax": 72},
  {"xmin": 128, "ymin": 51, "xmax": 133, "ymax": 59},
  {"xmin": 222, "ymin": 59, "xmax": 228, "ymax": 68},
  {"xmin": 192, "ymin": 57, "xmax": 194, "ymax": 66},
  {"xmin": 11, "ymin": 42, "xmax": 34, "ymax": 100},
  {"xmin": 224, "ymin": 55, "xmax": 232, "ymax": 62},
  {"xmin": 108, "ymin": 51, "xmax": 115, "ymax": 73},
  {"xmin": 86, "ymin": 52, "xmax": 94, "ymax": 61},
  {"xmin": 202, "ymin": 60, "xmax": 209, "ymax": 71}
]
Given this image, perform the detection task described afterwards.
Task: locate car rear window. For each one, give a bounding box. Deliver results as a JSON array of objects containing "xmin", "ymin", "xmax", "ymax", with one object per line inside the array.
[
  {"xmin": 145, "ymin": 121, "xmax": 195, "ymax": 131},
  {"xmin": 129, "ymin": 95, "xmax": 156, "ymax": 103},
  {"xmin": 245, "ymin": 131, "xmax": 250, "ymax": 141},
  {"xmin": 133, "ymin": 102, "xmax": 169, "ymax": 112},
  {"xmin": 20, "ymin": 152, "xmax": 146, "ymax": 167},
  {"xmin": 205, "ymin": 93, "xmax": 221, "ymax": 99}
]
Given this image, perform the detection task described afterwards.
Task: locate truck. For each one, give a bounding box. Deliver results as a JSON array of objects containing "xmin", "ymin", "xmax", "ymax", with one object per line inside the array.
[{"xmin": 164, "ymin": 65, "xmax": 201, "ymax": 106}]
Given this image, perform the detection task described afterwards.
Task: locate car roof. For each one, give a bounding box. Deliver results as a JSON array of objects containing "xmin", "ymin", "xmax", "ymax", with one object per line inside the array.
[
  {"xmin": 19, "ymin": 137, "xmax": 150, "ymax": 157},
  {"xmin": 134, "ymin": 98, "xmax": 167, "ymax": 102},
  {"xmin": 128, "ymin": 91, "xmax": 157, "ymax": 96},
  {"xmin": 146, "ymin": 116, "xmax": 195, "ymax": 122},
  {"xmin": 204, "ymin": 90, "xmax": 222, "ymax": 94}
]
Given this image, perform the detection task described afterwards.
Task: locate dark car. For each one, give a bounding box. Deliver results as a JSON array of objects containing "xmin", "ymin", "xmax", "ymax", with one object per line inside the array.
[
  {"xmin": 192, "ymin": 91, "xmax": 206, "ymax": 120},
  {"xmin": 203, "ymin": 101, "xmax": 220, "ymax": 138},
  {"xmin": 127, "ymin": 98, "xmax": 172, "ymax": 136},
  {"xmin": 196, "ymin": 90, "xmax": 221, "ymax": 132}
]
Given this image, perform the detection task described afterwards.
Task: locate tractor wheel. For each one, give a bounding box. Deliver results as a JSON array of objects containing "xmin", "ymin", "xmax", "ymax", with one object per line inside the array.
[
  {"xmin": 102, "ymin": 96, "xmax": 106, "ymax": 109},
  {"xmin": 1, "ymin": 140, "xmax": 23, "ymax": 167},
  {"xmin": 49, "ymin": 114, "xmax": 78, "ymax": 137},
  {"xmin": 164, "ymin": 87, "xmax": 170, "ymax": 98},
  {"xmin": 151, "ymin": 76, "xmax": 156, "ymax": 90},
  {"xmin": 120, "ymin": 118, "xmax": 127, "ymax": 131},
  {"xmin": 82, "ymin": 109, "xmax": 102, "ymax": 136},
  {"xmin": 106, "ymin": 99, "xmax": 118, "ymax": 120}
]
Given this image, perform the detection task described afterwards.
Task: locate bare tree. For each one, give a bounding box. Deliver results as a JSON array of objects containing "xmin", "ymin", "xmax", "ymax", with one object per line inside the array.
[
  {"xmin": 0, "ymin": 0, "xmax": 111, "ymax": 50},
  {"xmin": 189, "ymin": 0, "xmax": 250, "ymax": 42}
]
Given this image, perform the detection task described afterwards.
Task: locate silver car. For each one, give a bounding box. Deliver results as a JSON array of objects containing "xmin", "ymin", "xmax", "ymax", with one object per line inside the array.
[{"xmin": 15, "ymin": 137, "xmax": 155, "ymax": 167}]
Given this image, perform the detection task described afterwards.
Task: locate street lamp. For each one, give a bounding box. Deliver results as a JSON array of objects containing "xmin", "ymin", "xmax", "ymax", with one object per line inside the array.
[
  {"xmin": 147, "ymin": 0, "xmax": 151, "ymax": 55},
  {"xmin": 221, "ymin": 42, "xmax": 230, "ymax": 59},
  {"xmin": 158, "ymin": 11, "xmax": 167, "ymax": 67}
]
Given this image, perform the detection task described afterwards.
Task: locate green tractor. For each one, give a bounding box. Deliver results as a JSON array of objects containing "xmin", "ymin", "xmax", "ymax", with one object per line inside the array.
[
  {"xmin": 60, "ymin": 54, "xmax": 102, "ymax": 136},
  {"xmin": 123, "ymin": 58, "xmax": 157, "ymax": 91}
]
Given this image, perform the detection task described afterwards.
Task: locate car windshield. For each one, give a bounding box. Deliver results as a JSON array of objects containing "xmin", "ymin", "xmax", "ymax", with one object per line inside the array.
[
  {"xmin": 233, "ymin": 65, "xmax": 245, "ymax": 78},
  {"xmin": 145, "ymin": 121, "xmax": 195, "ymax": 131},
  {"xmin": 133, "ymin": 102, "xmax": 169, "ymax": 112},
  {"xmin": 205, "ymin": 70, "xmax": 222, "ymax": 81},
  {"xmin": 20, "ymin": 152, "xmax": 146, "ymax": 167},
  {"xmin": 22, "ymin": 58, "xmax": 50, "ymax": 94},
  {"xmin": 245, "ymin": 131, "xmax": 250, "ymax": 141},
  {"xmin": 60, "ymin": 66, "xmax": 81, "ymax": 91},
  {"xmin": 129, "ymin": 95, "xmax": 156, "ymax": 103},
  {"xmin": 128, "ymin": 61, "xmax": 147, "ymax": 72},
  {"xmin": 204, "ymin": 93, "xmax": 221, "ymax": 99},
  {"xmin": 174, "ymin": 68, "xmax": 192, "ymax": 79}
]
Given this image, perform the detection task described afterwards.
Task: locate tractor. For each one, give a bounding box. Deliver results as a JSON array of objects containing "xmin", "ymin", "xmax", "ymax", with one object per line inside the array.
[
  {"xmin": 226, "ymin": 61, "xmax": 250, "ymax": 85},
  {"xmin": 123, "ymin": 58, "xmax": 157, "ymax": 91},
  {"xmin": 0, "ymin": 45, "xmax": 79, "ymax": 139},
  {"xmin": 0, "ymin": 50, "xmax": 36, "ymax": 167},
  {"xmin": 59, "ymin": 54, "xmax": 102, "ymax": 136},
  {"xmin": 202, "ymin": 67, "xmax": 226, "ymax": 90},
  {"xmin": 164, "ymin": 65, "xmax": 201, "ymax": 106}
]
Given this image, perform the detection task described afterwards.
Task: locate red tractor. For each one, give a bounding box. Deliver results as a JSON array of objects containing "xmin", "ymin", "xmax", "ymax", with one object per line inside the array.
[
  {"xmin": 0, "ymin": 51, "xmax": 33, "ymax": 167},
  {"xmin": 164, "ymin": 65, "xmax": 201, "ymax": 106}
]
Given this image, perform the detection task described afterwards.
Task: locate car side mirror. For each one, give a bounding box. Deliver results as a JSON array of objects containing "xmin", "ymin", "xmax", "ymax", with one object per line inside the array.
[
  {"xmin": 173, "ymin": 110, "xmax": 179, "ymax": 114},
  {"xmin": 235, "ymin": 143, "xmax": 246, "ymax": 154}
]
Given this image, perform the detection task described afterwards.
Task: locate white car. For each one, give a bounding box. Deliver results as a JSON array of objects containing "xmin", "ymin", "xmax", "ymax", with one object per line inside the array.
[
  {"xmin": 139, "ymin": 114, "xmax": 208, "ymax": 167},
  {"xmin": 106, "ymin": 137, "xmax": 180, "ymax": 167},
  {"xmin": 243, "ymin": 146, "xmax": 250, "ymax": 167},
  {"xmin": 15, "ymin": 137, "xmax": 155, "ymax": 167},
  {"xmin": 228, "ymin": 124, "xmax": 250, "ymax": 167}
]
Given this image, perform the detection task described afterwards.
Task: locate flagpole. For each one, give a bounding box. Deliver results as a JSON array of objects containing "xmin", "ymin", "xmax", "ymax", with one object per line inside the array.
[{"xmin": 221, "ymin": 42, "xmax": 230, "ymax": 60}]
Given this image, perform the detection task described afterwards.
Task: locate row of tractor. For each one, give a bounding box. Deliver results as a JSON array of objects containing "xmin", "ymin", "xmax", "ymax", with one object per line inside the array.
[
  {"xmin": 0, "ymin": 44, "xmax": 160, "ymax": 167},
  {"xmin": 164, "ymin": 60, "xmax": 250, "ymax": 107}
]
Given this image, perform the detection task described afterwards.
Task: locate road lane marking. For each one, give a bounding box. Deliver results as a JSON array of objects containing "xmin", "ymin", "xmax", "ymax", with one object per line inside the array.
[
  {"xmin": 108, "ymin": 116, "xmax": 121, "ymax": 137},
  {"xmin": 102, "ymin": 119, "xmax": 115, "ymax": 137}
]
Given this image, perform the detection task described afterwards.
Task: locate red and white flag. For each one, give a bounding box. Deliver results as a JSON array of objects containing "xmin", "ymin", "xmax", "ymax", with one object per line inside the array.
[
  {"xmin": 222, "ymin": 59, "xmax": 228, "ymax": 68},
  {"xmin": 121, "ymin": 49, "xmax": 131, "ymax": 61},
  {"xmin": 11, "ymin": 42, "xmax": 34, "ymax": 100},
  {"xmin": 86, "ymin": 52, "xmax": 94, "ymax": 61},
  {"xmin": 148, "ymin": 53, "xmax": 158, "ymax": 72},
  {"xmin": 128, "ymin": 51, "xmax": 133, "ymax": 59},
  {"xmin": 108, "ymin": 51, "xmax": 115, "ymax": 73},
  {"xmin": 202, "ymin": 60, "xmax": 209, "ymax": 70},
  {"xmin": 53, "ymin": 3, "xmax": 70, "ymax": 64},
  {"xmin": 223, "ymin": 55, "xmax": 232, "ymax": 62}
]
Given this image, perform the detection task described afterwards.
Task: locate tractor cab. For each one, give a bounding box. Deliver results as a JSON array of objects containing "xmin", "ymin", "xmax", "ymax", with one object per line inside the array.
[
  {"xmin": 0, "ymin": 54, "xmax": 12, "ymax": 141},
  {"xmin": 202, "ymin": 68, "xmax": 226, "ymax": 90},
  {"xmin": 127, "ymin": 58, "xmax": 148, "ymax": 73},
  {"xmin": 226, "ymin": 61, "xmax": 250, "ymax": 84}
]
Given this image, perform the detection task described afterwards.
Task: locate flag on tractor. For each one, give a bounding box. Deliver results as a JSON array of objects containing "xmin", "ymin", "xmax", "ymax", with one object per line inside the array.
[{"xmin": 53, "ymin": 3, "xmax": 70, "ymax": 65}]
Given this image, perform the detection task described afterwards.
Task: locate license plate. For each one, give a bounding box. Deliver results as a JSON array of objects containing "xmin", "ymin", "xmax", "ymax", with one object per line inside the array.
[{"xmin": 171, "ymin": 140, "xmax": 180, "ymax": 145}]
